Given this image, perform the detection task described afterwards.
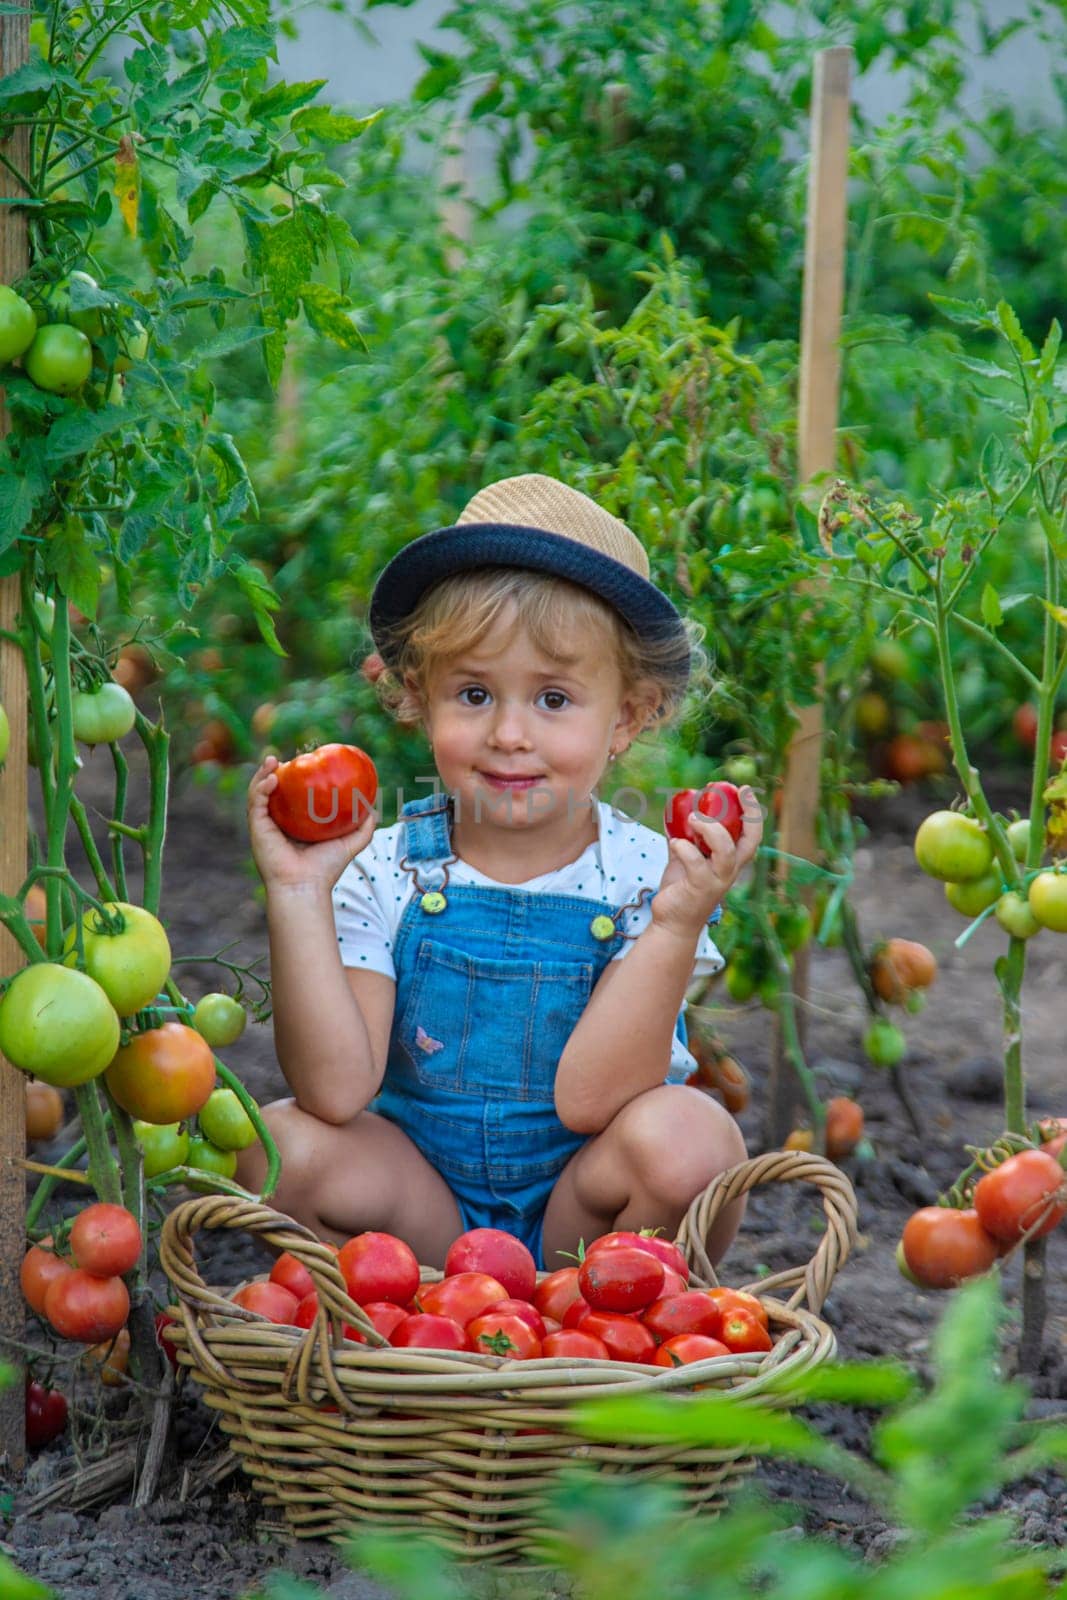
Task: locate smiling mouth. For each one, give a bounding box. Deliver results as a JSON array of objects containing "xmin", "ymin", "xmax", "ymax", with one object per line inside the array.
[{"xmin": 479, "ymin": 772, "xmax": 546, "ymax": 787}]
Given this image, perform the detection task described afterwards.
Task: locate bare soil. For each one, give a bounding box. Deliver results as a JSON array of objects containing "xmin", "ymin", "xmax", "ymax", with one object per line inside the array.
[{"xmin": 4, "ymin": 747, "xmax": 1066, "ymax": 1598}]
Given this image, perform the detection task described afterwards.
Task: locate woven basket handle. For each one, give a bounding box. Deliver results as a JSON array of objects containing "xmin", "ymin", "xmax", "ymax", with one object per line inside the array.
[
  {"xmin": 674, "ymin": 1150, "xmax": 858, "ymax": 1314},
  {"xmin": 159, "ymin": 1193, "xmax": 384, "ymax": 1397}
]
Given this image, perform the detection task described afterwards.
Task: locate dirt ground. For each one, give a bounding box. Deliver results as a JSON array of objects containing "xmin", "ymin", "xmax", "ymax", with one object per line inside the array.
[{"xmin": 4, "ymin": 743, "xmax": 1067, "ymax": 1599}]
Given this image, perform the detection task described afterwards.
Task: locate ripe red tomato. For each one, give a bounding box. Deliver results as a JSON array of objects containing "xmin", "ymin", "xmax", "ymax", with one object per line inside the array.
[
  {"xmin": 390, "ymin": 1312, "xmax": 469, "ymax": 1351},
  {"xmin": 44, "ymin": 1268, "xmax": 129, "ymax": 1343},
  {"xmin": 1051, "ymin": 729, "xmax": 1067, "ymax": 767},
  {"xmin": 578, "ymin": 1246, "xmax": 665, "ymax": 1312},
  {"xmin": 155, "ymin": 1312, "xmax": 180, "ymax": 1370},
  {"xmin": 531, "ymin": 1266, "xmax": 582, "ymax": 1323},
  {"xmin": 344, "ymin": 1301, "xmax": 408, "ymax": 1345},
  {"xmin": 973, "ymin": 1150, "xmax": 1067, "ymax": 1244},
  {"xmin": 664, "ymin": 782, "xmax": 744, "ymax": 852},
  {"xmin": 900, "ymin": 1207, "xmax": 1000, "ymax": 1288},
  {"xmin": 269, "ymin": 1252, "xmax": 315, "ymax": 1304},
  {"xmin": 654, "ymin": 1333, "xmax": 730, "ymax": 1368},
  {"xmin": 294, "ymin": 1291, "xmax": 319, "ymax": 1329},
  {"xmin": 581, "ymin": 1311, "xmax": 658, "ymax": 1364},
  {"xmin": 69, "ymin": 1202, "xmax": 142, "ymax": 1278},
  {"xmin": 338, "ymin": 1232, "xmax": 420, "ymax": 1306},
  {"xmin": 641, "ymin": 1291, "xmax": 723, "ymax": 1344},
  {"xmin": 444, "ymin": 1228, "xmax": 536, "ymax": 1301},
  {"xmin": 587, "ymin": 1230, "xmax": 689, "ymax": 1282},
  {"xmin": 105, "ymin": 1022, "xmax": 216, "ymax": 1124},
  {"xmin": 1013, "ymin": 702, "xmax": 1039, "ymax": 749},
  {"xmin": 21, "ymin": 1240, "xmax": 73, "ymax": 1315},
  {"xmin": 268, "ymin": 743, "xmax": 378, "ymax": 843},
  {"xmin": 467, "ymin": 1311, "xmax": 542, "ymax": 1359},
  {"xmin": 719, "ymin": 1308, "xmax": 773, "ymax": 1354},
  {"xmin": 561, "ymin": 1296, "xmax": 592, "ymax": 1329},
  {"xmin": 703, "ymin": 1287, "xmax": 769, "ymax": 1331},
  {"xmin": 485, "ymin": 1298, "xmax": 547, "ymax": 1339},
  {"xmin": 25, "ymin": 1379, "xmax": 68, "ymax": 1450},
  {"xmin": 542, "ymin": 1329, "xmax": 610, "ymax": 1360},
  {"xmin": 416, "ymin": 1272, "xmax": 509, "ymax": 1326},
  {"xmin": 231, "ymin": 1281, "xmax": 300, "ymax": 1323}
]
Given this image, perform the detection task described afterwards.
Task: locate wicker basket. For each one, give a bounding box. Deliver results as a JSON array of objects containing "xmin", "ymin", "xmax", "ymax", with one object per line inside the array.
[{"xmin": 160, "ymin": 1150, "xmax": 857, "ymax": 1562}]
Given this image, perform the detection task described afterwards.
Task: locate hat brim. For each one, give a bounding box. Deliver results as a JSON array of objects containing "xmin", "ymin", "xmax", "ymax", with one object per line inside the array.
[{"xmin": 369, "ymin": 523, "xmax": 690, "ymax": 683}]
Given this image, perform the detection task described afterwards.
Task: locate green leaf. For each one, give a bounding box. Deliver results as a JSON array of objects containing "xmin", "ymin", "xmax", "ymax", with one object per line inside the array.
[
  {"xmin": 0, "ymin": 59, "xmax": 80, "ymax": 107},
  {"xmin": 45, "ymin": 407, "xmax": 128, "ymax": 466},
  {"xmin": 0, "ymin": 1552, "xmax": 54, "ymax": 1600},
  {"xmin": 995, "ymin": 300, "xmax": 1034, "ymax": 361},
  {"xmin": 291, "ymin": 106, "xmax": 382, "ymax": 144},
  {"xmin": 0, "ymin": 472, "xmax": 43, "ymax": 543},
  {"xmin": 44, "ymin": 519, "xmax": 101, "ymax": 618},
  {"xmin": 232, "ymin": 559, "xmax": 285, "ymax": 656},
  {"xmin": 763, "ymin": 1359, "xmax": 917, "ymax": 1407},
  {"xmin": 1037, "ymin": 506, "xmax": 1067, "ymax": 560},
  {"xmin": 929, "ymin": 294, "xmax": 992, "ymax": 331},
  {"xmin": 300, "ymin": 283, "xmax": 365, "ymax": 352},
  {"xmin": 192, "ymin": 324, "xmax": 270, "ymax": 362},
  {"xmin": 1040, "ymin": 599, "xmax": 1067, "ymax": 631},
  {"xmin": 1036, "ymin": 320, "xmax": 1062, "ymax": 384},
  {"xmin": 250, "ymin": 79, "xmax": 326, "ymax": 120},
  {"xmin": 981, "ymin": 583, "xmax": 1003, "ymax": 628}
]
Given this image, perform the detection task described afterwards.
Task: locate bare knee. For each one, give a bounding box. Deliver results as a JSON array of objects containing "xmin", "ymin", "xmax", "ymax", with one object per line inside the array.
[
  {"xmin": 618, "ymin": 1086, "xmax": 747, "ymax": 1211},
  {"xmin": 234, "ymin": 1096, "xmax": 331, "ymax": 1202}
]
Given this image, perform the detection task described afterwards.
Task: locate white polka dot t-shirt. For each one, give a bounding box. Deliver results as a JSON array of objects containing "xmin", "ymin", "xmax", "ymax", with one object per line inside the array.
[{"xmin": 331, "ymin": 799, "xmax": 725, "ymax": 1081}]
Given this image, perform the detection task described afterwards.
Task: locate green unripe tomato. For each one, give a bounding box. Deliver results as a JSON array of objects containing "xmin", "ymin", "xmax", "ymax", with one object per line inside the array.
[
  {"xmin": 45, "ymin": 270, "xmax": 103, "ymax": 338},
  {"xmin": 62, "ymin": 900, "xmax": 171, "ymax": 1016},
  {"xmin": 29, "ymin": 592, "xmax": 55, "ymax": 659},
  {"xmin": 1027, "ymin": 870, "xmax": 1067, "ymax": 933},
  {"xmin": 0, "ymin": 703, "xmax": 8, "ymax": 767},
  {"xmin": 198, "ymin": 1087, "xmax": 257, "ymax": 1151},
  {"xmin": 914, "ymin": 811, "xmax": 994, "ymax": 883},
  {"xmin": 773, "ymin": 904, "xmax": 813, "ymax": 953},
  {"xmin": 192, "ymin": 992, "xmax": 247, "ymax": 1048},
  {"xmin": 185, "ymin": 1136, "xmax": 238, "ymax": 1181},
  {"xmin": 863, "ymin": 1016, "xmax": 906, "ymax": 1068},
  {"xmin": 723, "ymin": 961, "xmax": 757, "ymax": 1003},
  {"xmin": 722, "ymin": 755, "xmax": 758, "ymax": 787},
  {"xmin": 895, "ymin": 1239, "xmax": 922, "ymax": 1287},
  {"xmin": 1007, "ymin": 818, "xmax": 1037, "ymax": 863},
  {"xmin": 870, "ymin": 639, "xmax": 911, "ymax": 681},
  {"xmin": 994, "ymin": 891, "xmax": 1041, "ymax": 940},
  {"xmin": 133, "ymin": 1119, "xmax": 190, "ymax": 1179},
  {"xmin": 0, "ymin": 963, "xmax": 119, "ymax": 1086},
  {"xmin": 70, "ymin": 681, "xmax": 136, "ymax": 745},
  {"xmin": 0, "ymin": 285, "xmax": 38, "ymax": 364},
  {"xmin": 24, "ymin": 323, "xmax": 93, "ymax": 394},
  {"xmin": 944, "ymin": 871, "xmax": 1002, "ymax": 917},
  {"xmin": 113, "ymin": 320, "xmax": 148, "ymax": 373}
]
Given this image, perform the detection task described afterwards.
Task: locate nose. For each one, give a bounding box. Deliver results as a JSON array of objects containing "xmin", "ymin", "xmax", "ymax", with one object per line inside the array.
[{"xmin": 488, "ymin": 700, "xmax": 532, "ymax": 750}]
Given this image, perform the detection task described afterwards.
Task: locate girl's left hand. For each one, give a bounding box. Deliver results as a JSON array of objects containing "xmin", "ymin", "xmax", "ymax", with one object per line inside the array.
[{"xmin": 652, "ymin": 787, "xmax": 763, "ymax": 944}]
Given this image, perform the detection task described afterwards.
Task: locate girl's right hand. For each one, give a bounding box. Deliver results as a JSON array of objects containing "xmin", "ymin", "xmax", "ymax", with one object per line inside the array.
[{"xmin": 247, "ymin": 755, "xmax": 378, "ymax": 891}]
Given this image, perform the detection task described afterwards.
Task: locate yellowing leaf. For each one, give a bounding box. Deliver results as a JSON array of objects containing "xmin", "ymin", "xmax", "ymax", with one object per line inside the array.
[{"xmin": 114, "ymin": 133, "xmax": 139, "ymax": 237}]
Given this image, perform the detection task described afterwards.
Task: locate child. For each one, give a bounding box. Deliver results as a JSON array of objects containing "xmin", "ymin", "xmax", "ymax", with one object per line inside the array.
[{"xmin": 241, "ymin": 474, "xmax": 761, "ymax": 1271}]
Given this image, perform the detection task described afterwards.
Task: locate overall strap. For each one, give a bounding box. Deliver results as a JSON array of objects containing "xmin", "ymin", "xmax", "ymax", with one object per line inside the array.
[{"xmin": 400, "ymin": 792, "xmax": 454, "ymax": 864}]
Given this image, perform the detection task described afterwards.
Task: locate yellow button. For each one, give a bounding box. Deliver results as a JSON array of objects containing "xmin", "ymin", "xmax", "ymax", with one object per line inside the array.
[
  {"xmin": 590, "ymin": 914, "xmax": 616, "ymax": 941},
  {"xmin": 420, "ymin": 891, "xmax": 447, "ymax": 915}
]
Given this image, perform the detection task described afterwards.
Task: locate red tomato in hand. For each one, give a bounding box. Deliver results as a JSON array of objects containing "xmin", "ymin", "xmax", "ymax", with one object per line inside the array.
[
  {"xmin": 269, "ymin": 1251, "xmax": 316, "ymax": 1304},
  {"xmin": 25, "ymin": 1379, "xmax": 68, "ymax": 1449},
  {"xmin": 578, "ymin": 1246, "xmax": 664, "ymax": 1312},
  {"xmin": 641, "ymin": 1291, "xmax": 723, "ymax": 1344},
  {"xmin": 416, "ymin": 1272, "xmax": 508, "ymax": 1326},
  {"xmin": 973, "ymin": 1150, "xmax": 1067, "ymax": 1244},
  {"xmin": 391, "ymin": 1312, "xmax": 469, "ymax": 1351},
  {"xmin": 339, "ymin": 1231, "xmax": 420, "ymax": 1306},
  {"xmin": 267, "ymin": 743, "xmax": 378, "ymax": 843},
  {"xmin": 69, "ymin": 1202, "xmax": 142, "ymax": 1278},
  {"xmin": 45, "ymin": 1268, "xmax": 130, "ymax": 1343},
  {"xmin": 664, "ymin": 782, "xmax": 744, "ymax": 852},
  {"xmin": 654, "ymin": 1333, "xmax": 730, "ymax": 1367},
  {"xmin": 532, "ymin": 1266, "xmax": 583, "ymax": 1322},
  {"xmin": 467, "ymin": 1311, "xmax": 542, "ymax": 1360},
  {"xmin": 900, "ymin": 1207, "xmax": 1000, "ymax": 1288},
  {"xmin": 232, "ymin": 1280, "xmax": 300, "ymax": 1323},
  {"xmin": 542, "ymin": 1329, "xmax": 610, "ymax": 1360},
  {"xmin": 581, "ymin": 1311, "xmax": 658, "ymax": 1364},
  {"xmin": 444, "ymin": 1228, "xmax": 536, "ymax": 1301},
  {"xmin": 21, "ymin": 1240, "xmax": 73, "ymax": 1316}
]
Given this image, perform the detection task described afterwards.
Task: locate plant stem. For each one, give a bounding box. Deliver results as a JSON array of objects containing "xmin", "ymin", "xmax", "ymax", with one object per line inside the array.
[
  {"xmin": 212, "ymin": 1056, "xmax": 281, "ymax": 1200},
  {"xmin": 26, "ymin": 1135, "xmax": 88, "ymax": 1234},
  {"xmin": 136, "ymin": 712, "xmax": 169, "ymax": 916},
  {"xmin": 74, "ymin": 1079, "xmax": 122, "ymax": 1207},
  {"xmin": 69, "ymin": 794, "xmax": 118, "ymax": 901},
  {"xmin": 110, "ymin": 744, "xmax": 130, "ymax": 901}
]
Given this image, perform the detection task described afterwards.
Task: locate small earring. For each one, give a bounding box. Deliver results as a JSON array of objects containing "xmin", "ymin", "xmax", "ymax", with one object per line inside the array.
[{"xmin": 608, "ymin": 750, "xmax": 617, "ymax": 764}]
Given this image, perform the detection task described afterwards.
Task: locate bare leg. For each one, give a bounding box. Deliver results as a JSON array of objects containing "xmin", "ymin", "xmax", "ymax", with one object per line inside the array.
[
  {"xmin": 236, "ymin": 1098, "xmax": 463, "ymax": 1268},
  {"xmin": 541, "ymin": 1085, "xmax": 747, "ymax": 1271}
]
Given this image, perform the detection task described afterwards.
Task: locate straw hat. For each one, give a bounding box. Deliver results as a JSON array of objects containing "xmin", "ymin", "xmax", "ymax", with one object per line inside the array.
[{"xmin": 369, "ymin": 473, "xmax": 689, "ymax": 682}]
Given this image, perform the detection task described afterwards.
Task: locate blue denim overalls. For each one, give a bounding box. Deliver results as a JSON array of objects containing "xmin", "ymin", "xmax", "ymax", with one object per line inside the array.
[{"xmin": 374, "ymin": 792, "xmax": 657, "ymax": 1266}]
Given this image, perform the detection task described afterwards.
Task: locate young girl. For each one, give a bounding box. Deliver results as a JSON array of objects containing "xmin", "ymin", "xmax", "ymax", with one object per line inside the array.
[{"xmin": 241, "ymin": 474, "xmax": 761, "ymax": 1271}]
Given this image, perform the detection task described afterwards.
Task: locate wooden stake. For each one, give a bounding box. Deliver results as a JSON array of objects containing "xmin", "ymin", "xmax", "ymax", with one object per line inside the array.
[
  {"xmin": 767, "ymin": 48, "xmax": 852, "ymax": 1146},
  {"xmin": 0, "ymin": 0, "xmax": 31, "ymax": 1470}
]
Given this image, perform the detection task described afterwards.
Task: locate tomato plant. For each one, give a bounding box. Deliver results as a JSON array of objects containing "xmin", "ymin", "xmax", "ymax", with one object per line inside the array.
[
  {"xmin": 267, "ymin": 744, "xmax": 378, "ymax": 843},
  {"xmin": 0, "ymin": 964, "xmax": 119, "ymax": 1087},
  {"xmin": 132, "ymin": 1120, "xmax": 189, "ymax": 1178},
  {"xmin": 913, "ymin": 812, "xmax": 994, "ymax": 883},
  {"xmin": 0, "ymin": 286, "xmax": 37, "ymax": 365},
  {"xmin": 23, "ymin": 323, "xmax": 93, "ymax": 394},
  {"xmin": 185, "ymin": 1136, "xmax": 237, "ymax": 1180}
]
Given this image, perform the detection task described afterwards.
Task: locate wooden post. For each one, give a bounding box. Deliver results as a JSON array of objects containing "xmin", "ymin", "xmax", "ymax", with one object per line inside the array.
[
  {"xmin": 766, "ymin": 47, "xmax": 852, "ymax": 1146},
  {"xmin": 0, "ymin": 0, "xmax": 32, "ymax": 1467}
]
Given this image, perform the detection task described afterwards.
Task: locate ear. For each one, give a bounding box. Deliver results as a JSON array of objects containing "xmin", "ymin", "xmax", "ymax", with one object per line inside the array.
[
  {"xmin": 611, "ymin": 680, "xmax": 658, "ymax": 753},
  {"xmin": 401, "ymin": 669, "xmax": 430, "ymax": 732}
]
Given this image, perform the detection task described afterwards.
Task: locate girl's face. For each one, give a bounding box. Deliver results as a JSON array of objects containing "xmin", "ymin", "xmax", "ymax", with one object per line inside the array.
[{"xmin": 420, "ymin": 607, "xmax": 644, "ymax": 838}]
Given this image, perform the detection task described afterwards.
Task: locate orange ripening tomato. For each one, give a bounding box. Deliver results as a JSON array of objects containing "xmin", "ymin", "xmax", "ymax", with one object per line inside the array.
[
  {"xmin": 973, "ymin": 1150, "xmax": 1067, "ymax": 1244},
  {"xmin": 900, "ymin": 1206, "xmax": 1000, "ymax": 1288},
  {"xmin": 24, "ymin": 884, "xmax": 48, "ymax": 950},
  {"xmin": 654, "ymin": 1333, "xmax": 730, "ymax": 1367},
  {"xmin": 704, "ymin": 1287, "xmax": 769, "ymax": 1331},
  {"xmin": 718, "ymin": 1308, "xmax": 773, "ymax": 1354},
  {"xmin": 83, "ymin": 1326, "xmax": 131, "ymax": 1387},
  {"xmin": 21, "ymin": 1240, "xmax": 73, "ymax": 1315},
  {"xmin": 105, "ymin": 1022, "xmax": 216, "ymax": 1124},
  {"xmin": 267, "ymin": 743, "xmax": 378, "ymax": 843},
  {"xmin": 871, "ymin": 938, "xmax": 938, "ymax": 1003},
  {"xmin": 824, "ymin": 1097, "xmax": 865, "ymax": 1162},
  {"xmin": 25, "ymin": 1081, "xmax": 63, "ymax": 1140}
]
